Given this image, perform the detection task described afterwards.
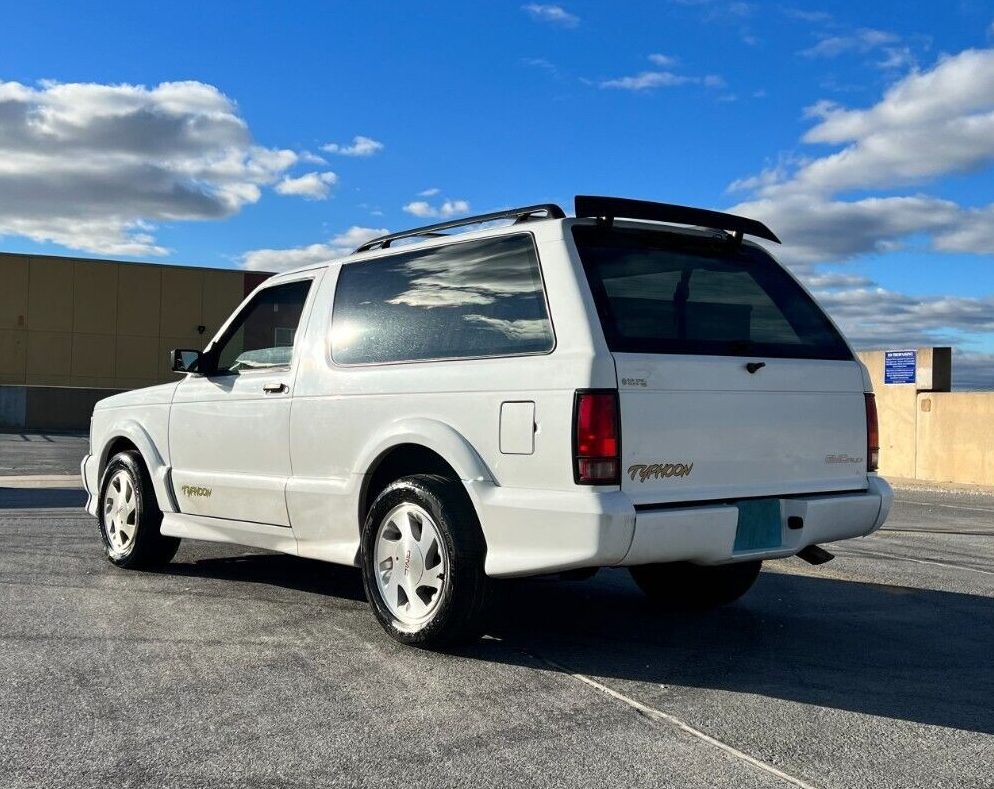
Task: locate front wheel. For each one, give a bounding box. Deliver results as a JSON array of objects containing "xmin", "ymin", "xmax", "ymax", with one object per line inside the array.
[
  {"xmin": 629, "ymin": 560, "xmax": 762, "ymax": 610},
  {"xmin": 98, "ymin": 451, "xmax": 180, "ymax": 569},
  {"xmin": 360, "ymin": 474, "xmax": 490, "ymax": 648}
]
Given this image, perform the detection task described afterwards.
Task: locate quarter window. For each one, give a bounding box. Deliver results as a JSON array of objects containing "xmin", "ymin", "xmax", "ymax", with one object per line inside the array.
[
  {"xmin": 331, "ymin": 234, "xmax": 554, "ymax": 364},
  {"xmin": 212, "ymin": 279, "xmax": 312, "ymax": 374}
]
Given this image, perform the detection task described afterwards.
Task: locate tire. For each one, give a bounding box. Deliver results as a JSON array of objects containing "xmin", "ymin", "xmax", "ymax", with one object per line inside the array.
[
  {"xmin": 360, "ymin": 474, "xmax": 490, "ymax": 648},
  {"xmin": 629, "ymin": 560, "xmax": 762, "ymax": 610},
  {"xmin": 97, "ymin": 450, "xmax": 180, "ymax": 569}
]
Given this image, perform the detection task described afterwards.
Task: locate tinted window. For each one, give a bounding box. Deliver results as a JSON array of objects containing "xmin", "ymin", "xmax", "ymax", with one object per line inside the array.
[
  {"xmin": 213, "ymin": 279, "xmax": 312, "ymax": 374},
  {"xmin": 573, "ymin": 225, "xmax": 851, "ymax": 360},
  {"xmin": 331, "ymin": 234, "xmax": 554, "ymax": 364}
]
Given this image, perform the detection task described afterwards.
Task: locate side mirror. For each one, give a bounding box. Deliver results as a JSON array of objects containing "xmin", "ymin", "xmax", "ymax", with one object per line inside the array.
[{"xmin": 171, "ymin": 348, "xmax": 204, "ymax": 374}]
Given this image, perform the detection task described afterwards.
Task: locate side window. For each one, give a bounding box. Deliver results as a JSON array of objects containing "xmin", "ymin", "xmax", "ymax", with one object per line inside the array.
[
  {"xmin": 212, "ymin": 279, "xmax": 312, "ymax": 374},
  {"xmin": 331, "ymin": 234, "xmax": 554, "ymax": 364}
]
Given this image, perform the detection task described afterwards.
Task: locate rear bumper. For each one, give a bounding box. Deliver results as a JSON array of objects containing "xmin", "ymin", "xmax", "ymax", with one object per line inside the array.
[{"xmin": 473, "ymin": 476, "xmax": 892, "ymax": 578}]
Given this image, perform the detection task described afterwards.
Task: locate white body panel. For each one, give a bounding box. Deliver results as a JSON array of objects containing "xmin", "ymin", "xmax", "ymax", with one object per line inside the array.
[
  {"xmin": 169, "ymin": 372, "xmax": 294, "ymax": 526},
  {"xmin": 615, "ymin": 354, "xmax": 870, "ymax": 506},
  {"xmin": 82, "ymin": 215, "xmax": 893, "ymax": 578}
]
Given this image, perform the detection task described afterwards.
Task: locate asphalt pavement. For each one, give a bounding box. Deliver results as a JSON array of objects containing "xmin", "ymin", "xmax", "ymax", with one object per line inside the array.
[
  {"xmin": 0, "ymin": 437, "xmax": 991, "ymax": 788},
  {"xmin": 0, "ymin": 432, "xmax": 88, "ymax": 476}
]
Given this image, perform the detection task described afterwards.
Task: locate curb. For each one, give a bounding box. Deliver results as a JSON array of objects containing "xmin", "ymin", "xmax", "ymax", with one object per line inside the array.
[{"xmin": 0, "ymin": 475, "xmax": 83, "ymax": 489}]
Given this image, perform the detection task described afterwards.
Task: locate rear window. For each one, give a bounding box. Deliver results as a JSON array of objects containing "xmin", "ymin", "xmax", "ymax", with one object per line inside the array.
[
  {"xmin": 572, "ymin": 225, "xmax": 852, "ymax": 360},
  {"xmin": 331, "ymin": 233, "xmax": 555, "ymax": 365}
]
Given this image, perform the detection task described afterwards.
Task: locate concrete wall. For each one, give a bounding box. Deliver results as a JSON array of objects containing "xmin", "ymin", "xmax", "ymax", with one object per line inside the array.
[
  {"xmin": 0, "ymin": 251, "xmax": 268, "ymax": 390},
  {"xmin": 0, "ymin": 385, "xmax": 126, "ymax": 432},
  {"xmin": 917, "ymin": 393, "xmax": 994, "ymax": 487},
  {"xmin": 858, "ymin": 347, "xmax": 994, "ymax": 487}
]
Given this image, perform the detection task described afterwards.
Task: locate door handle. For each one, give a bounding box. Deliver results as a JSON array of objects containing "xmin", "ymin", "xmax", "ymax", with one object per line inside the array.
[{"xmin": 263, "ymin": 382, "xmax": 288, "ymax": 394}]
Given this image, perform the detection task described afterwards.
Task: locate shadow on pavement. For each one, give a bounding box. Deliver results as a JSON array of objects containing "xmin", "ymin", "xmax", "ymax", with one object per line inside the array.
[
  {"xmin": 0, "ymin": 487, "xmax": 87, "ymax": 509},
  {"xmin": 23, "ymin": 495, "xmax": 987, "ymax": 737},
  {"xmin": 479, "ymin": 569, "xmax": 994, "ymax": 736},
  {"xmin": 146, "ymin": 545, "xmax": 994, "ymax": 736},
  {"xmin": 165, "ymin": 553, "xmax": 367, "ymax": 604}
]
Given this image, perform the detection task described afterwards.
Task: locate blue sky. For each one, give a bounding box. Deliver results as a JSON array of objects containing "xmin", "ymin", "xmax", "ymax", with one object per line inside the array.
[{"xmin": 3, "ymin": 0, "xmax": 994, "ymax": 385}]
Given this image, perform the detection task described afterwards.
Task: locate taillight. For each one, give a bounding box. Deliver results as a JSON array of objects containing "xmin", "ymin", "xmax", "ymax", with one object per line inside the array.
[
  {"xmin": 573, "ymin": 390, "xmax": 620, "ymax": 484},
  {"xmin": 865, "ymin": 393, "xmax": 879, "ymax": 472}
]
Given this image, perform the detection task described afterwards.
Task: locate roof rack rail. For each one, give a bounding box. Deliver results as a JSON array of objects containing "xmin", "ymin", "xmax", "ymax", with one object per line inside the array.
[
  {"xmin": 354, "ymin": 203, "xmax": 566, "ymax": 253},
  {"xmin": 574, "ymin": 195, "xmax": 781, "ymax": 244}
]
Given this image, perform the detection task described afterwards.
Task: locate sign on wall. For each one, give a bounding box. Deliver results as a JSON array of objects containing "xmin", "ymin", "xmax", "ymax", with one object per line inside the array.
[{"xmin": 884, "ymin": 350, "xmax": 917, "ymax": 385}]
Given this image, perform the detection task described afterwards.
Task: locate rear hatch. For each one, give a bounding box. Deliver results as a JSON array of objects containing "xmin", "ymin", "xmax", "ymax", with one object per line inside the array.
[{"xmin": 572, "ymin": 222, "xmax": 869, "ymax": 506}]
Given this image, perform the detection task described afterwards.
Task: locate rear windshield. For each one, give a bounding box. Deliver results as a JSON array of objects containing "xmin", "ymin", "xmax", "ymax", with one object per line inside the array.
[{"xmin": 572, "ymin": 225, "xmax": 852, "ymax": 360}]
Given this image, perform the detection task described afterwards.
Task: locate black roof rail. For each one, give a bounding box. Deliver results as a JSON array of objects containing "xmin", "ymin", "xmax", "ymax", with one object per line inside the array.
[
  {"xmin": 354, "ymin": 203, "xmax": 566, "ymax": 253},
  {"xmin": 574, "ymin": 195, "xmax": 781, "ymax": 244}
]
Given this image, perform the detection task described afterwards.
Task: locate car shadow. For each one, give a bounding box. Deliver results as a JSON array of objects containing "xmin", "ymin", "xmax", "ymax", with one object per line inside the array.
[
  {"xmin": 476, "ymin": 567, "xmax": 994, "ymax": 735},
  {"xmin": 164, "ymin": 552, "xmax": 368, "ymax": 604},
  {"xmin": 87, "ymin": 530, "xmax": 994, "ymax": 736}
]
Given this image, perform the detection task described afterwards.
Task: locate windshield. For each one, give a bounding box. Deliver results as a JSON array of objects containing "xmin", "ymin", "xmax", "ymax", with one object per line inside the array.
[{"xmin": 572, "ymin": 225, "xmax": 852, "ymax": 361}]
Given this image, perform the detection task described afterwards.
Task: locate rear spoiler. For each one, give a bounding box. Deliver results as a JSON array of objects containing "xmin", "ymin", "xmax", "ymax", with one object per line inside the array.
[{"xmin": 574, "ymin": 195, "xmax": 781, "ymax": 244}]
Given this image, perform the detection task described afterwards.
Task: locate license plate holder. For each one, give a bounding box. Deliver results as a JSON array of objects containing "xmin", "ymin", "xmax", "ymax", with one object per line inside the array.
[{"xmin": 734, "ymin": 499, "xmax": 783, "ymax": 552}]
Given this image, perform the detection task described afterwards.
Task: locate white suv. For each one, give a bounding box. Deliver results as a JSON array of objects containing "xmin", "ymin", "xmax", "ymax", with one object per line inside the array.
[{"xmin": 81, "ymin": 196, "xmax": 892, "ymax": 647}]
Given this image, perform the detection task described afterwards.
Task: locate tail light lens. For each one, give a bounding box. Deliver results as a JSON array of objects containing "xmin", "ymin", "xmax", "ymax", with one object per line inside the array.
[
  {"xmin": 573, "ymin": 390, "xmax": 620, "ymax": 484},
  {"xmin": 865, "ymin": 393, "xmax": 879, "ymax": 472}
]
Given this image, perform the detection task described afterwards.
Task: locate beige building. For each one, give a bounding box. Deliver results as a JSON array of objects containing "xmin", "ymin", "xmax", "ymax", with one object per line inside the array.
[{"xmin": 0, "ymin": 250, "xmax": 268, "ymax": 429}]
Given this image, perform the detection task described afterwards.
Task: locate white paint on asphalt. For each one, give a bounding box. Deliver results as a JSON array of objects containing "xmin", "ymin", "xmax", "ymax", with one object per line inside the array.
[
  {"xmin": 844, "ymin": 548, "xmax": 994, "ymax": 576},
  {"xmin": 487, "ymin": 637, "xmax": 823, "ymax": 789}
]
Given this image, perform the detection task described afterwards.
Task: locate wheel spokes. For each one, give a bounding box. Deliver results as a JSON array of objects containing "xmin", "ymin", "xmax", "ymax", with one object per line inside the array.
[
  {"xmin": 403, "ymin": 579, "xmax": 430, "ymax": 618},
  {"xmin": 103, "ymin": 470, "xmax": 138, "ymax": 553},
  {"xmin": 420, "ymin": 562, "xmax": 444, "ymax": 591},
  {"xmin": 374, "ymin": 502, "xmax": 448, "ymax": 626}
]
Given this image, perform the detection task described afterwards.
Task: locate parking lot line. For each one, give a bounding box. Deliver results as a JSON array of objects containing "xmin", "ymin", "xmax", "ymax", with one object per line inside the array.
[{"xmin": 488, "ymin": 636, "xmax": 823, "ymax": 789}]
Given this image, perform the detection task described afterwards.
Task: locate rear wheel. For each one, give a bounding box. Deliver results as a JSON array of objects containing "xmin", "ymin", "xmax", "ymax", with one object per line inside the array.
[
  {"xmin": 360, "ymin": 474, "xmax": 489, "ymax": 648},
  {"xmin": 98, "ymin": 451, "xmax": 180, "ymax": 569},
  {"xmin": 629, "ymin": 560, "xmax": 761, "ymax": 610}
]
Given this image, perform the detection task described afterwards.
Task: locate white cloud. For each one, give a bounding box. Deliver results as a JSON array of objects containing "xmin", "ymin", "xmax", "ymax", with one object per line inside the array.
[
  {"xmin": 599, "ymin": 55, "xmax": 724, "ymax": 91},
  {"xmin": 729, "ymin": 48, "xmax": 994, "ymax": 264},
  {"xmin": 813, "ymin": 283, "xmax": 994, "ymax": 349},
  {"xmin": 403, "ymin": 199, "xmax": 471, "ymax": 218},
  {"xmin": 950, "ymin": 352, "xmax": 994, "ymax": 390},
  {"xmin": 385, "ymin": 237, "xmax": 547, "ymax": 309},
  {"xmin": 876, "ymin": 46, "xmax": 916, "ymax": 71},
  {"xmin": 799, "ymin": 28, "xmax": 899, "ymax": 58},
  {"xmin": 240, "ymin": 226, "xmax": 388, "ymax": 272},
  {"xmin": 462, "ymin": 315, "xmax": 551, "ymax": 341},
  {"xmin": 418, "ymin": 187, "xmax": 441, "ymax": 197},
  {"xmin": 403, "ymin": 201, "xmax": 436, "ymax": 218},
  {"xmin": 321, "ymin": 135, "xmax": 384, "ymax": 157},
  {"xmin": 601, "ymin": 71, "xmax": 693, "ymax": 90},
  {"xmin": 732, "ymin": 194, "xmax": 964, "ymax": 266},
  {"xmin": 723, "ymin": 46, "xmax": 994, "ymax": 387},
  {"xmin": 440, "ymin": 199, "xmax": 471, "ymax": 216},
  {"xmin": 648, "ymin": 53, "xmax": 678, "ymax": 67},
  {"xmin": 0, "ymin": 78, "xmax": 302, "ymax": 256},
  {"xmin": 522, "ymin": 57, "xmax": 565, "ymax": 80},
  {"xmin": 273, "ymin": 171, "xmax": 338, "ymax": 200},
  {"xmin": 522, "ymin": 4, "xmax": 579, "ymax": 27},
  {"xmin": 782, "ymin": 8, "xmax": 832, "ymax": 23}
]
